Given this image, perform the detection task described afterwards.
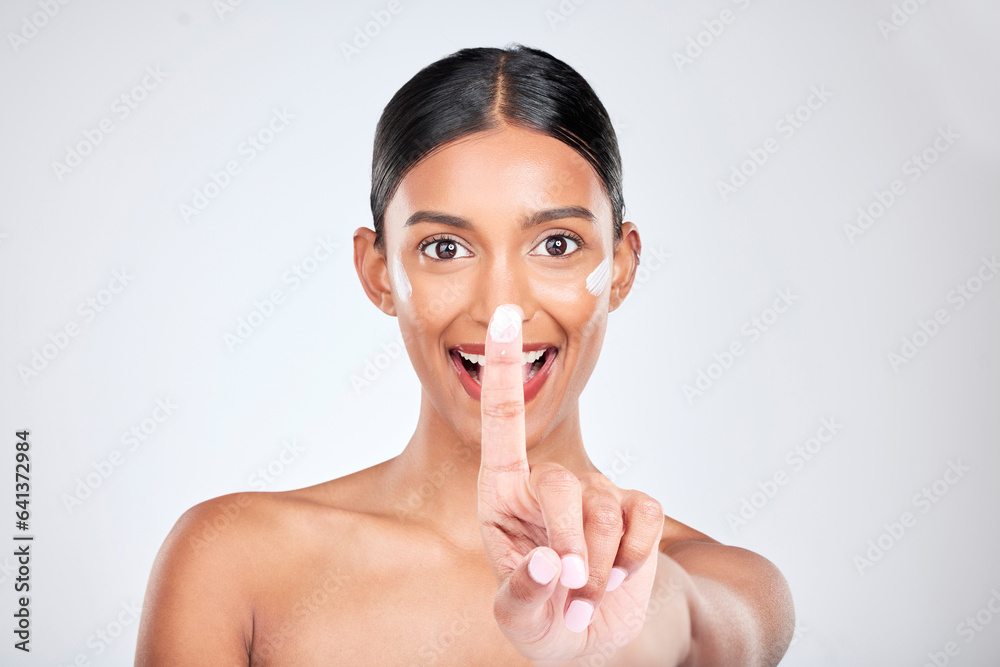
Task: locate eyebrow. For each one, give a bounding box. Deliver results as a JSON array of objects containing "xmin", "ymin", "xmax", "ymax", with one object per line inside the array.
[{"xmin": 403, "ymin": 205, "xmax": 597, "ymax": 231}]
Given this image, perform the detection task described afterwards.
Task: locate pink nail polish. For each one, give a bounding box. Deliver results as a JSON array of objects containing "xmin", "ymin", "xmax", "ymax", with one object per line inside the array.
[
  {"xmin": 528, "ymin": 551, "xmax": 558, "ymax": 585},
  {"xmin": 607, "ymin": 567, "xmax": 626, "ymax": 591},
  {"xmin": 564, "ymin": 599, "xmax": 594, "ymax": 633},
  {"xmin": 560, "ymin": 554, "xmax": 587, "ymax": 589}
]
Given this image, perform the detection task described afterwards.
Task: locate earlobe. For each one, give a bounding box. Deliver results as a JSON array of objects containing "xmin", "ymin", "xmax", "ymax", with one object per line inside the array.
[
  {"xmin": 608, "ymin": 222, "xmax": 642, "ymax": 313},
  {"xmin": 353, "ymin": 227, "xmax": 397, "ymax": 317}
]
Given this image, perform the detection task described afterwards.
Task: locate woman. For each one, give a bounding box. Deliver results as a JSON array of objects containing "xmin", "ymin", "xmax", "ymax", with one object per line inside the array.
[{"xmin": 136, "ymin": 44, "xmax": 794, "ymax": 665}]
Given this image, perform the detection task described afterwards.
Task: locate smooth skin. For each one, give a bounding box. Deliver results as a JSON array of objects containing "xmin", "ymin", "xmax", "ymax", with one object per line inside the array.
[
  {"xmin": 135, "ymin": 123, "xmax": 794, "ymax": 665},
  {"xmin": 478, "ymin": 302, "xmax": 668, "ymax": 662}
]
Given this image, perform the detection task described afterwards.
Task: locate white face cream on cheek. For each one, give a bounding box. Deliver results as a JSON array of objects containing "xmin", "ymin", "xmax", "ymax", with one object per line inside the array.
[
  {"xmin": 391, "ymin": 255, "xmax": 413, "ymax": 303},
  {"xmin": 585, "ymin": 257, "xmax": 610, "ymax": 296}
]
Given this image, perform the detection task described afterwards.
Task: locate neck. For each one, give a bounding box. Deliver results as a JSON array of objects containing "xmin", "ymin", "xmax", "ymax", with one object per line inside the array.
[{"xmin": 383, "ymin": 386, "xmax": 598, "ymax": 552}]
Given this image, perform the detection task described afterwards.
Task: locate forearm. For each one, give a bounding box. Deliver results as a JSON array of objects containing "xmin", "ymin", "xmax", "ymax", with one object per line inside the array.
[
  {"xmin": 604, "ymin": 552, "xmax": 693, "ymax": 666},
  {"xmin": 663, "ymin": 542, "xmax": 795, "ymax": 667},
  {"xmin": 533, "ymin": 544, "xmax": 794, "ymax": 667}
]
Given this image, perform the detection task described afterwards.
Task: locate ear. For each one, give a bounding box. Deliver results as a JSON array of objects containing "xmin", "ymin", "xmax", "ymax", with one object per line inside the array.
[
  {"xmin": 353, "ymin": 227, "xmax": 397, "ymax": 317},
  {"xmin": 608, "ymin": 221, "xmax": 641, "ymax": 313}
]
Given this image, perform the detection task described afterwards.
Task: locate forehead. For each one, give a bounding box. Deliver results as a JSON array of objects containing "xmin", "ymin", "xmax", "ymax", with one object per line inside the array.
[{"xmin": 385, "ymin": 124, "xmax": 612, "ymax": 228}]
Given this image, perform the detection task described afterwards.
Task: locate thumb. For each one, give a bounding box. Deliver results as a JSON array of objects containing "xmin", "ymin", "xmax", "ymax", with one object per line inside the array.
[{"xmin": 494, "ymin": 547, "xmax": 561, "ymax": 635}]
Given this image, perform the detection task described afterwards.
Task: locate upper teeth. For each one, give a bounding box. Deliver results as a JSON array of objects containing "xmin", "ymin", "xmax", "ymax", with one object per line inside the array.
[{"xmin": 457, "ymin": 349, "xmax": 546, "ymax": 366}]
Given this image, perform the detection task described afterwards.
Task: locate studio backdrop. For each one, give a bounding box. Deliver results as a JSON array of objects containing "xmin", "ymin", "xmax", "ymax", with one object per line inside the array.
[{"xmin": 1, "ymin": 0, "xmax": 998, "ymax": 665}]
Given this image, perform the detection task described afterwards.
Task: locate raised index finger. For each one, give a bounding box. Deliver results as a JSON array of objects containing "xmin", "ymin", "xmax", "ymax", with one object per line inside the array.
[{"xmin": 479, "ymin": 304, "xmax": 529, "ymax": 479}]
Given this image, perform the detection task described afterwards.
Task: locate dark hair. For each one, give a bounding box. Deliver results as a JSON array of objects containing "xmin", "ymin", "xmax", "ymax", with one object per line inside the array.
[{"xmin": 370, "ymin": 43, "xmax": 624, "ymax": 252}]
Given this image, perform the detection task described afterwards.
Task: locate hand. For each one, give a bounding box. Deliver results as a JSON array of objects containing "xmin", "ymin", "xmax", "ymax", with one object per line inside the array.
[{"xmin": 477, "ymin": 304, "xmax": 666, "ymax": 663}]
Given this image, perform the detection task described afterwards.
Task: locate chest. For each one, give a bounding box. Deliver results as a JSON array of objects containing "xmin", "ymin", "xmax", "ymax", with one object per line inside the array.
[{"xmin": 249, "ymin": 548, "xmax": 533, "ymax": 665}]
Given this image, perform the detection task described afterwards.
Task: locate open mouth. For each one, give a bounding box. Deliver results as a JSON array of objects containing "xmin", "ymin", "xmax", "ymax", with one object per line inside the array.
[
  {"xmin": 453, "ymin": 347, "xmax": 552, "ymax": 385},
  {"xmin": 448, "ymin": 344, "xmax": 559, "ymax": 402}
]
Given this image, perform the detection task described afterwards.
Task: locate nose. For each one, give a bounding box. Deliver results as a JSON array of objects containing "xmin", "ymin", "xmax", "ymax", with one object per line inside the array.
[{"xmin": 467, "ymin": 254, "xmax": 536, "ymax": 330}]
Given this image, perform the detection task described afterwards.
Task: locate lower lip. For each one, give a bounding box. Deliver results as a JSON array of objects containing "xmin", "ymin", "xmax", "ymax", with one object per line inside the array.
[{"xmin": 450, "ymin": 347, "xmax": 558, "ymax": 403}]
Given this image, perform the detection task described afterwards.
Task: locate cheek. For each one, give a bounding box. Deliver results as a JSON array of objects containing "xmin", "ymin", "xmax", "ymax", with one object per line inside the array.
[
  {"xmin": 407, "ymin": 272, "xmax": 470, "ymax": 327},
  {"xmin": 528, "ymin": 267, "xmax": 605, "ymax": 329},
  {"xmin": 401, "ymin": 260, "xmax": 606, "ymax": 333}
]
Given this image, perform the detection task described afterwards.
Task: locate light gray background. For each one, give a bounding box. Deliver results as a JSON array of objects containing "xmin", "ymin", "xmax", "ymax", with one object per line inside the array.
[{"xmin": 2, "ymin": 0, "xmax": 998, "ymax": 665}]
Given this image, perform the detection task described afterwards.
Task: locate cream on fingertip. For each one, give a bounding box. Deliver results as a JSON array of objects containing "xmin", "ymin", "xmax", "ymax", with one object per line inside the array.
[{"xmin": 488, "ymin": 304, "xmax": 522, "ymax": 343}]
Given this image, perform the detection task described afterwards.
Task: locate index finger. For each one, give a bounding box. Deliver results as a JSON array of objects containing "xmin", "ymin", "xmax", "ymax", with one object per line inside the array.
[{"xmin": 479, "ymin": 303, "xmax": 529, "ymax": 478}]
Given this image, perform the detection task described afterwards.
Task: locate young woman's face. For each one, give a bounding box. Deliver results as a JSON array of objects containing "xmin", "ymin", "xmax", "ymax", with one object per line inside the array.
[{"xmin": 376, "ymin": 124, "xmax": 638, "ymax": 446}]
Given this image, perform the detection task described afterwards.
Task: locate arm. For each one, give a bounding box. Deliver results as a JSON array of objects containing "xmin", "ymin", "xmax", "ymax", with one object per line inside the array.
[
  {"xmin": 604, "ymin": 533, "xmax": 795, "ymax": 666},
  {"xmin": 134, "ymin": 494, "xmax": 257, "ymax": 666},
  {"xmin": 668, "ymin": 539, "xmax": 794, "ymax": 666}
]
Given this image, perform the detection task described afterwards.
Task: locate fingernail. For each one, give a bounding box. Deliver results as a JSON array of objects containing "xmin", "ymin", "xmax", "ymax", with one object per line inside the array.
[
  {"xmin": 528, "ymin": 550, "xmax": 558, "ymax": 585},
  {"xmin": 560, "ymin": 554, "xmax": 587, "ymax": 589},
  {"xmin": 607, "ymin": 566, "xmax": 626, "ymax": 591},
  {"xmin": 488, "ymin": 305, "xmax": 521, "ymax": 343},
  {"xmin": 564, "ymin": 599, "xmax": 594, "ymax": 633}
]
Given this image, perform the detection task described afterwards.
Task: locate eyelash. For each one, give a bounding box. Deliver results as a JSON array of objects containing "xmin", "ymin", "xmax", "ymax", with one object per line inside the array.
[{"xmin": 417, "ymin": 231, "xmax": 586, "ymax": 262}]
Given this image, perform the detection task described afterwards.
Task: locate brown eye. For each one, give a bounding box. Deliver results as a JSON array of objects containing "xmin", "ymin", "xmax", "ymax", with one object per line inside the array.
[
  {"xmin": 531, "ymin": 234, "xmax": 582, "ymax": 258},
  {"xmin": 434, "ymin": 240, "xmax": 458, "ymax": 259},
  {"xmin": 547, "ymin": 237, "xmax": 567, "ymax": 255},
  {"xmin": 419, "ymin": 237, "xmax": 471, "ymax": 261}
]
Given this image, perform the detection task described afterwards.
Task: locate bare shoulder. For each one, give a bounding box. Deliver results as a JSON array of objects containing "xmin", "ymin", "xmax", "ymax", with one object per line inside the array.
[
  {"xmin": 659, "ymin": 513, "xmax": 719, "ymax": 552},
  {"xmin": 657, "ymin": 512, "xmax": 790, "ymax": 596},
  {"xmin": 657, "ymin": 513, "xmax": 795, "ymax": 666},
  {"xmin": 135, "ymin": 486, "xmax": 359, "ymax": 665},
  {"xmin": 658, "ymin": 512, "xmax": 779, "ymax": 568}
]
